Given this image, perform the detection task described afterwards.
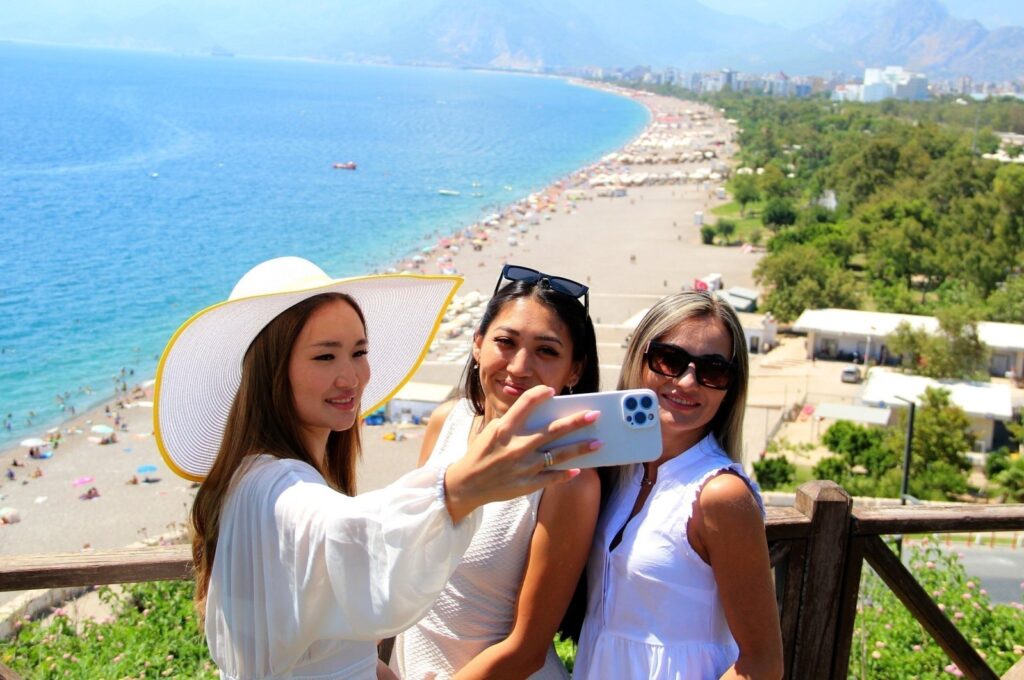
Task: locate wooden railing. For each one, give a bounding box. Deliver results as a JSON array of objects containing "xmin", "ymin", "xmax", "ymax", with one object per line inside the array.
[{"xmin": 2, "ymin": 481, "xmax": 1024, "ymax": 680}]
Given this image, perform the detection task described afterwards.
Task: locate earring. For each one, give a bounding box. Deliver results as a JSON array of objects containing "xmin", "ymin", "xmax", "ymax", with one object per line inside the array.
[{"xmin": 567, "ymin": 383, "xmax": 575, "ymax": 395}]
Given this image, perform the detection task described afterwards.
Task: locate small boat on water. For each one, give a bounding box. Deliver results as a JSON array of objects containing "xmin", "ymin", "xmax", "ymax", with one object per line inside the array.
[
  {"xmin": 333, "ymin": 161, "xmax": 357, "ymax": 170},
  {"xmin": 437, "ymin": 189, "xmax": 461, "ymax": 196}
]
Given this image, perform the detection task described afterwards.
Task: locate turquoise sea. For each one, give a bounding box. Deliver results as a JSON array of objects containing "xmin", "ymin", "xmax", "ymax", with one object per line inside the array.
[{"xmin": 0, "ymin": 43, "xmax": 648, "ymax": 447}]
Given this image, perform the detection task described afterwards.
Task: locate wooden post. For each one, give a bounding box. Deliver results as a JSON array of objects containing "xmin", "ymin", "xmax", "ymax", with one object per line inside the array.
[
  {"xmin": 790, "ymin": 481, "xmax": 852, "ymax": 679},
  {"xmin": 0, "ymin": 660, "xmax": 24, "ymax": 680}
]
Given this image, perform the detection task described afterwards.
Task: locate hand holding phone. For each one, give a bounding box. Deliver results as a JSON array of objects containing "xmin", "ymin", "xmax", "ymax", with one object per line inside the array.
[{"xmin": 523, "ymin": 389, "xmax": 663, "ymax": 469}]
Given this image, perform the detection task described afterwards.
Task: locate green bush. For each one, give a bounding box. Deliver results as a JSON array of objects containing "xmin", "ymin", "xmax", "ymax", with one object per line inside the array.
[
  {"xmin": 1, "ymin": 580, "xmax": 216, "ymax": 679},
  {"xmin": 753, "ymin": 456, "xmax": 796, "ymax": 490},
  {"xmin": 700, "ymin": 224, "xmax": 716, "ymax": 244},
  {"xmin": 850, "ymin": 539, "xmax": 1024, "ymax": 678}
]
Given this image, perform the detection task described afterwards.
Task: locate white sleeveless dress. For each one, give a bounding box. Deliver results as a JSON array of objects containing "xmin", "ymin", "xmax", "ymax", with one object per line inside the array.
[
  {"xmin": 574, "ymin": 434, "xmax": 765, "ymax": 680},
  {"xmin": 395, "ymin": 400, "xmax": 569, "ymax": 680}
]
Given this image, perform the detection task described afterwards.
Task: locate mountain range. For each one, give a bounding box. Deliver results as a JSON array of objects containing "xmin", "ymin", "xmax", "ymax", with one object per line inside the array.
[{"xmin": 2, "ymin": 0, "xmax": 1022, "ymax": 80}]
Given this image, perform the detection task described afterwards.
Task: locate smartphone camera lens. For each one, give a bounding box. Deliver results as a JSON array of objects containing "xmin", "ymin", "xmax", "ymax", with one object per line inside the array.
[
  {"xmin": 634, "ymin": 411, "xmax": 647, "ymax": 425},
  {"xmin": 640, "ymin": 395, "xmax": 653, "ymax": 409},
  {"xmin": 624, "ymin": 396, "xmax": 638, "ymax": 411}
]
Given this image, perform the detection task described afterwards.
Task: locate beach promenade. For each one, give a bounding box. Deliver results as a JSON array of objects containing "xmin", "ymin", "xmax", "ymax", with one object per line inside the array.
[{"xmin": 0, "ymin": 91, "xmax": 762, "ymax": 611}]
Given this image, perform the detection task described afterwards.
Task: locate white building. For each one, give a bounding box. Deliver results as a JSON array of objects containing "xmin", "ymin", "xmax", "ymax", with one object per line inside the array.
[
  {"xmin": 861, "ymin": 66, "xmax": 929, "ymax": 102},
  {"xmin": 792, "ymin": 308, "xmax": 1024, "ymax": 378},
  {"xmin": 860, "ymin": 369, "xmax": 1013, "ymax": 451}
]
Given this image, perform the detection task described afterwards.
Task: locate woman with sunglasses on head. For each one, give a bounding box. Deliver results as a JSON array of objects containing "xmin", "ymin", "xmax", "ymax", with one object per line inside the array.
[
  {"xmin": 574, "ymin": 291, "xmax": 783, "ymax": 680},
  {"xmin": 154, "ymin": 257, "xmax": 601, "ymax": 680},
  {"xmin": 394, "ymin": 265, "xmax": 600, "ymax": 680}
]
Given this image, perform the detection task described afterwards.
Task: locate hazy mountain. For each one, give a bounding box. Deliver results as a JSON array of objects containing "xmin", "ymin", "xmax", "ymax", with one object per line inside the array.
[
  {"xmin": 2, "ymin": 0, "xmax": 1022, "ymax": 79},
  {"xmin": 804, "ymin": 0, "xmax": 1024, "ymax": 79}
]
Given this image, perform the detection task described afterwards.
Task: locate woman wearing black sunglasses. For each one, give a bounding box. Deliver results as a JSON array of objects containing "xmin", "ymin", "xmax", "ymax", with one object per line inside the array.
[
  {"xmin": 394, "ymin": 265, "xmax": 600, "ymax": 679},
  {"xmin": 574, "ymin": 291, "xmax": 783, "ymax": 680}
]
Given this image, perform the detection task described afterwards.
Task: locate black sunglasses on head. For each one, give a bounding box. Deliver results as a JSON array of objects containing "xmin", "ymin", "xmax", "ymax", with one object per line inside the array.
[
  {"xmin": 644, "ymin": 341, "xmax": 734, "ymax": 390},
  {"xmin": 494, "ymin": 264, "xmax": 589, "ymax": 311}
]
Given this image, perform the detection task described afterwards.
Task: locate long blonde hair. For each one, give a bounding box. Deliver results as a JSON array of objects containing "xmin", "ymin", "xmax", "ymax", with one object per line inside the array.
[
  {"xmin": 190, "ymin": 293, "xmax": 364, "ymax": 613},
  {"xmin": 617, "ymin": 291, "xmax": 749, "ymax": 462}
]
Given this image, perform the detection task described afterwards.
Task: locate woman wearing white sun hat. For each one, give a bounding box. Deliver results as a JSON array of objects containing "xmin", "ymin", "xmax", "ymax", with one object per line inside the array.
[{"xmin": 154, "ymin": 256, "xmax": 601, "ymax": 680}]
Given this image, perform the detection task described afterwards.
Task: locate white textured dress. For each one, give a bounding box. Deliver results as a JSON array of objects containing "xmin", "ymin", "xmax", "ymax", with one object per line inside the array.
[
  {"xmin": 574, "ymin": 434, "xmax": 764, "ymax": 680},
  {"xmin": 395, "ymin": 400, "xmax": 569, "ymax": 680},
  {"xmin": 204, "ymin": 454, "xmax": 481, "ymax": 680}
]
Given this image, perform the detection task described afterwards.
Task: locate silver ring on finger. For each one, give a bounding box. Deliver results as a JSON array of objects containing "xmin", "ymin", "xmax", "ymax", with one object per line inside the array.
[{"xmin": 543, "ymin": 450, "xmax": 554, "ymax": 468}]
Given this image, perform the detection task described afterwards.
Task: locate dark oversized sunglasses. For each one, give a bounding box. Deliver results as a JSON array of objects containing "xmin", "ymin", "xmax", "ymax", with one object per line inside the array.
[
  {"xmin": 494, "ymin": 264, "xmax": 589, "ymax": 311},
  {"xmin": 644, "ymin": 341, "xmax": 734, "ymax": 390}
]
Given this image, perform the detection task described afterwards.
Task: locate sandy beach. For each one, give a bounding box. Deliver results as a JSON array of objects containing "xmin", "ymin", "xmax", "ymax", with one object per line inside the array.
[{"xmin": 0, "ymin": 88, "xmax": 765, "ymax": 611}]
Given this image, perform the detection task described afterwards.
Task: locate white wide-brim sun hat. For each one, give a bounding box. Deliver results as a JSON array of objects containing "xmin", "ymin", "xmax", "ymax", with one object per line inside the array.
[{"xmin": 154, "ymin": 256, "xmax": 461, "ymax": 481}]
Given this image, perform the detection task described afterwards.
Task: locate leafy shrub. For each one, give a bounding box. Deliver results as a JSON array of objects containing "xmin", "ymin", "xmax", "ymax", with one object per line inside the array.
[
  {"xmin": 753, "ymin": 456, "xmax": 796, "ymax": 490},
  {"xmin": 1, "ymin": 580, "xmax": 216, "ymax": 679},
  {"xmin": 850, "ymin": 539, "xmax": 1024, "ymax": 679},
  {"xmin": 700, "ymin": 224, "xmax": 716, "ymax": 244}
]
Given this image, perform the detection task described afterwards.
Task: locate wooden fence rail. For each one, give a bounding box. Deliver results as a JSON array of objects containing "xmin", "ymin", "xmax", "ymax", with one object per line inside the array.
[{"xmin": 2, "ymin": 482, "xmax": 1023, "ymax": 680}]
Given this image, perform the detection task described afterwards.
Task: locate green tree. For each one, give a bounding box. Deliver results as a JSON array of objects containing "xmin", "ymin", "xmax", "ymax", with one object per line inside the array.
[
  {"xmin": 758, "ymin": 164, "xmax": 792, "ymax": 199},
  {"xmin": 986, "ymin": 275, "xmax": 1024, "ymax": 323},
  {"xmin": 700, "ymin": 224, "xmax": 716, "ymax": 244},
  {"xmin": 905, "ymin": 387, "xmax": 974, "ymax": 501},
  {"xmin": 761, "ymin": 198, "xmax": 798, "ymax": 230},
  {"xmin": 715, "ymin": 218, "xmax": 737, "ymax": 244},
  {"xmin": 994, "ymin": 458, "xmax": 1024, "ymax": 502},
  {"xmin": 886, "ymin": 308, "xmax": 989, "ymax": 380},
  {"xmin": 754, "ymin": 244, "xmax": 860, "ymax": 322},
  {"xmin": 753, "ymin": 456, "xmax": 795, "ymax": 490},
  {"xmin": 732, "ymin": 173, "xmax": 761, "ymax": 216}
]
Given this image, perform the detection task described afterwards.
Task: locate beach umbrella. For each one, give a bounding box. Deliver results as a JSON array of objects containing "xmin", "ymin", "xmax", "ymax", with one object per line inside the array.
[
  {"xmin": 136, "ymin": 464, "xmax": 158, "ymax": 474},
  {"xmin": 20, "ymin": 437, "xmax": 46, "ymax": 448},
  {"xmin": 91, "ymin": 424, "xmax": 115, "ymax": 435}
]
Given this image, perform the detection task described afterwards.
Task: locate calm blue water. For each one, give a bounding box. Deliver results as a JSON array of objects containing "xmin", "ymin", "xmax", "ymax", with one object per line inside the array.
[{"xmin": 0, "ymin": 43, "xmax": 647, "ymax": 446}]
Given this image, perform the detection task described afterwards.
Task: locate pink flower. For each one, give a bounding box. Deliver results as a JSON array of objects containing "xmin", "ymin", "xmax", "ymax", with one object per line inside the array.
[
  {"xmin": 926, "ymin": 561, "xmax": 936, "ymax": 569},
  {"xmin": 962, "ymin": 592, "xmax": 972, "ymax": 600},
  {"xmin": 875, "ymin": 641, "xmax": 886, "ymax": 648},
  {"xmin": 945, "ymin": 662, "xmax": 964, "ymax": 677},
  {"xmin": 980, "ymin": 588, "xmax": 987, "ymax": 596},
  {"xmin": 966, "ymin": 581, "xmax": 975, "ymax": 589},
  {"xmin": 872, "ymin": 651, "xmax": 882, "ymax": 659},
  {"xmin": 938, "ymin": 603, "xmax": 946, "ymax": 611},
  {"xmin": 954, "ymin": 611, "xmax": 965, "ymax": 620},
  {"xmin": 913, "ymin": 644, "xmax": 922, "ymax": 651}
]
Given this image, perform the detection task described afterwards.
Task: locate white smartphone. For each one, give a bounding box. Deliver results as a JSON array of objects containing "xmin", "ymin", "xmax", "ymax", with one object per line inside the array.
[{"xmin": 523, "ymin": 389, "xmax": 663, "ymax": 469}]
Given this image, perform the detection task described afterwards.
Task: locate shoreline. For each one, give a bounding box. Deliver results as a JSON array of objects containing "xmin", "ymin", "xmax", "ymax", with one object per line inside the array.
[
  {"xmin": 1, "ymin": 89, "xmax": 752, "ymax": 610},
  {"xmin": 0, "ymin": 71, "xmax": 649, "ymax": 453}
]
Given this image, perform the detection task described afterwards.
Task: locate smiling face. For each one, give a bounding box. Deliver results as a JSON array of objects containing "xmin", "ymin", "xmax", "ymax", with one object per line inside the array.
[
  {"xmin": 643, "ymin": 315, "xmax": 733, "ymax": 458},
  {"xmin": 288, "ymin": 299, "xmax": 370, "ymax": 463},
  {"xmin": 472, "ymin": 296, "xmax": 581, "ymax": 421}
]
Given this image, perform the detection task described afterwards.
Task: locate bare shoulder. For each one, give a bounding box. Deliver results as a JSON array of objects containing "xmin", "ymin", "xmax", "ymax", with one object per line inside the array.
[{"xmin": 698, "ymin": 472, "xmax": 762, "ymax": 526}]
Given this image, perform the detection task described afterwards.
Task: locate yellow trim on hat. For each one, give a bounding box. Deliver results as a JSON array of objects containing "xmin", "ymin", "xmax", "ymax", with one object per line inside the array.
[{"xmin": 154, "ymin": 272, "xmax": 463, "ymax": 483}]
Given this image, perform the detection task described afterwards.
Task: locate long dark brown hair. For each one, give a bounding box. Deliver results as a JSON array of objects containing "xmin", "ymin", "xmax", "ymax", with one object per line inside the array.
[{"xmin": 191, "ymin": 293, "xmax": 365, "ymax": 613}]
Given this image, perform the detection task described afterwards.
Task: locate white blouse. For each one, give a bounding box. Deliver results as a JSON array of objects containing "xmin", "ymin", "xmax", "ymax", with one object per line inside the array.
[
  {"xmin": 574, "ymin": 434, "xmax": 764, "ymax": 680},
  {"xmin": 205, "ymin": 454, "xmax": 481, "ymax": 680}
]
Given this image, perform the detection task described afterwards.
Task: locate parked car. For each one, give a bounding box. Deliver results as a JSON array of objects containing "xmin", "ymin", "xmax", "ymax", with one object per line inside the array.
[{"xmin": 841, "ymin": 366, "xmax": 863, "ymax": 384}]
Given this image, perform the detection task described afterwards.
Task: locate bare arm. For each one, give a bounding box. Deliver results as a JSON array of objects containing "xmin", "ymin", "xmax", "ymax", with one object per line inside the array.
[
  {"xmin": 690, "ymin": 473, "xmax": 783, "ymax": 680},
  {"xmin": 417, "ymin": 400, "xmax": 457, "ymax": 468},
  {"xmin": 452, "ymin": 468, "xmax": 601, "ymax": 679}
]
